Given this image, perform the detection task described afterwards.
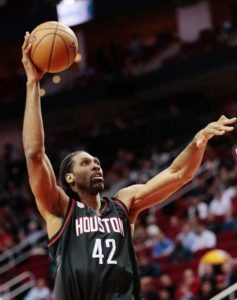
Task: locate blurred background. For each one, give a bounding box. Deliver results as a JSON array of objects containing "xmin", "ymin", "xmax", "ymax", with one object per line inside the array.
[{"xmin": 1, "ymin": 0, "xmax": 237, "ymax": 299}]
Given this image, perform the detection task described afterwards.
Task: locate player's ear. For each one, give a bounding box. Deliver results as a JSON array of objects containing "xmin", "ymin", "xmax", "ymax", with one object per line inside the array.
[{"xmin": 65, "ymin": 173, "xmax": 74, "ymax": 184}]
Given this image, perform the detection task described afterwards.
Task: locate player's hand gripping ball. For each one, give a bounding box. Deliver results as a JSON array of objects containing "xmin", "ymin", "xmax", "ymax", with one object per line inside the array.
[{"xmin": 29, "ymin": 21, "xmax": 78, "ymax": 73}]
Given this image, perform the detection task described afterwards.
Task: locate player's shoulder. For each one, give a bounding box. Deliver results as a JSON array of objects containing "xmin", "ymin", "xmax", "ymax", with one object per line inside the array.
[{"xmin": 115, "ymin": 184, "xmax": 144, "ymax": 211}]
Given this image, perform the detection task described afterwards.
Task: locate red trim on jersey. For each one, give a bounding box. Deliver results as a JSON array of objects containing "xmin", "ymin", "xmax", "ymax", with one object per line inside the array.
[
  {"xmin": 112, "ymin": 198, "xmax": 129, "ymax": 216},
  {"xmin": 100, "ymin": 197, "xmax": 108, "ymax": 213},
  {"xmin": 48, "ymin": 200, "xmax": 75, "ymax": 248}
]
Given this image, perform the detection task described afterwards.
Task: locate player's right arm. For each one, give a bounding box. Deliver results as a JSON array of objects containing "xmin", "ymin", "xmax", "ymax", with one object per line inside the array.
[{"xmin": 22, "ymin": 32, "xmax": 69, "ymax": 223}]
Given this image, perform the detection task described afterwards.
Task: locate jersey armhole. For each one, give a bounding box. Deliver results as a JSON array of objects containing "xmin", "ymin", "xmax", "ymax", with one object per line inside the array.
[
  {"xmin": 112, "ymin": 197, "xmax": 129, "ymax": 217},
  {"xmin": 48, "ymin": 198, "xmax": 75, "ymax": 248}
]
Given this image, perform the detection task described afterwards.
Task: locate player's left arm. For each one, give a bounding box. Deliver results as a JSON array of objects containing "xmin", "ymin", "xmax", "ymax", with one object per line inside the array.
[{"xmin": 116, "ymin": 115, "xmax": 236, "ymax": 222}]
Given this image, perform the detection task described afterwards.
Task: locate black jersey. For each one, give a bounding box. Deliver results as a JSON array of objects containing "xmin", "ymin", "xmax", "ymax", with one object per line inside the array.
[{"xmin": 48, "ymin": 197, "xmax": 141, "ymax": 300}]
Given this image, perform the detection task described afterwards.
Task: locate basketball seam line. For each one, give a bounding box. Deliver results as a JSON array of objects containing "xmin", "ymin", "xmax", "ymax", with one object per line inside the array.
[
  {"xmin": 32, "ymin": 28, "xmax": 78, "ymax": 44},
  {"xmin": 48, "ymin": 22, "xmax": 59, "ymax": 72},
  {"xmin": 31, "ymin": 33, "xmax": 56, "ymax": 62},
  {"xmin": 57, "ymin": 35, "xmax": 70, "ymax": 68}
]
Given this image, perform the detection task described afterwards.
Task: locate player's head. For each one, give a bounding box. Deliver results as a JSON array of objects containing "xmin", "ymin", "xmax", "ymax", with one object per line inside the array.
[{"xmin": 59, "ymin": 151, "xmax": 104, "ymax": 199}]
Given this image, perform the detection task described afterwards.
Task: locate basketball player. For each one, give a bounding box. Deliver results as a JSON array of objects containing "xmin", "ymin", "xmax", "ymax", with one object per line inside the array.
[{"xmin": 21, "ymin": 32, "xmax": 236, "ymax": 300}]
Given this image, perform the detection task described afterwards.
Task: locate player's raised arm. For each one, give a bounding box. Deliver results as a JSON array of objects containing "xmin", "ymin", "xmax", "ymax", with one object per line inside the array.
[
  {"xmin": 22, "ymin": 32, "xmax": 68, "ymax": 220},
  {"xmin": 117, "ymin": 115, "xmax": 236, "ymax": 220}
]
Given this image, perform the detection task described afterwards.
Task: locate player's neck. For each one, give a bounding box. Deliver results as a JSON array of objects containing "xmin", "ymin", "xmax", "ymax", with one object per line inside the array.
[{"xmin": 79, "ymin": 193, "xmax": 101, "ymax": 211}]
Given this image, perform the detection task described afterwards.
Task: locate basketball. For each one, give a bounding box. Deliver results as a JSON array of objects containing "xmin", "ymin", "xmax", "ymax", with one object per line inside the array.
[{"xmin": 29, "ymin": 21, "xmax": 78, "ymax": 73}]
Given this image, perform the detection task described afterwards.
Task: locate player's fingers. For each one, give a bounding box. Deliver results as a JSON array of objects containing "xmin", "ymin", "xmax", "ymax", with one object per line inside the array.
[
  {"xmin": 221, "ymin": 117, "xmax": 237, "ymax": 125},
  {"xmin": 217, "ymin": 115, "xmax": 236, "ymax": 123},
  {"xmin": 22, "ymin": 32, "xmax": 30, "ymax": 51},
  {"xmin": 214, "ymin": 130, "xmax": 225, "ymax": 135},
  {"xmin": 215, "ymin": 124, "xmax": 234, "ymax": 132},
  {"xmin": 217, "ymin": 115, "xmax": 226, "ymax": 122},
  {"xmin": 206, "ymin": 128, "xmax": 225, "ymax": 136},
  {"xmin": 22, "ymin": 32, "xmax": 28, "ymax": 48},
  {"xmin": 210, "ymin": 122, "xmax": 235, "ymax": 132},
  {"xmin": 218, "ymin": 115, "xmax": 228, "ymax": 121},
  {"xmin": 25, "ymin": 43, "xmax": 32, "ymax": 55}
]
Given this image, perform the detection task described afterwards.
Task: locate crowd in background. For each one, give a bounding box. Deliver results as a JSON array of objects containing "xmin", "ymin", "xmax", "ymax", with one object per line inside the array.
[
  {"xmin": 1, "ymin": 17, "xmax": 237, "ymax": 106},
  {"xmin": 83, "ymin": 22, "xmax": 237, "ymax": 82}
]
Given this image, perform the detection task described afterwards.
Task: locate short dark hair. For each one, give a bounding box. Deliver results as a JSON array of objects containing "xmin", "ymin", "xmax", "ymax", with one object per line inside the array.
[{"xmin": 59, "ymin": 151, "xmax": 82, "ymax": 199}]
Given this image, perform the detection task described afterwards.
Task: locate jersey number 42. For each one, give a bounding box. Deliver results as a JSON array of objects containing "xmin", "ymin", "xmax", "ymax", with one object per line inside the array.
[{"xmin": 92, "ymin": 238, "xmax": 117, "ymax": 264}]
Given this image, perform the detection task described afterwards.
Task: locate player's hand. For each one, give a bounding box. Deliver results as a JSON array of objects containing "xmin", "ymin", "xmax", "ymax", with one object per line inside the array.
[
  {"xmin": 21, "ymin": 31, "xmax": 45, "ymax": 83},
  {"xmin": 195, "ymin": 115, "xmax": 237, "ymax": 148}
]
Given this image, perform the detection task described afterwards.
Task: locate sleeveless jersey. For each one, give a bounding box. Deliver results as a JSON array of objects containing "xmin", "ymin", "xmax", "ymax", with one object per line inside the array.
[{"xmin": 48, "ymin": 197, "xmax": 141, "ymax": 300}]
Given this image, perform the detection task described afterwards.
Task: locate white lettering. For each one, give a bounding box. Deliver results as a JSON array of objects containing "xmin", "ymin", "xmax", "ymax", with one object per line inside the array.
[
  {"xmin": 102, "ymin": 219, "xmax": 111, "ymax": 233},
  {"xmin": 90, "ymin": 216, "xmax": 98, "ymax": 232},
  {"xmin": 75, "ymin": 217, "xmax": 124, "ymax": 237},
  {"xmin": 75, "ymin": 218, "xmax": 83, "ymax": 236},
  {"xmin": 98, "ymin": 217, "xmax": 105, "ymax": 233},
  {"xmin": 83, "ymin": 217, "xmax": 90, "ymax": 232},
  {"xmin": 110, "ymin": 218, "xmax": 120, "ymax": 233}
]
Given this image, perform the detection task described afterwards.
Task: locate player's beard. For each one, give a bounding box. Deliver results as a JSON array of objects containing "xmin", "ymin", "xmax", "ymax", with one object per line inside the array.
[{"xmin": 89, "ymin": 178, "xmax": 104, "ymax": 195}]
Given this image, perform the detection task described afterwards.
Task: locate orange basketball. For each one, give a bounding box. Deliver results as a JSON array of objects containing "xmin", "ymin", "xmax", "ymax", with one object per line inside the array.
[{"xmin": 29, "ymin": 21, "xmax": 78, "ymax": 73}]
